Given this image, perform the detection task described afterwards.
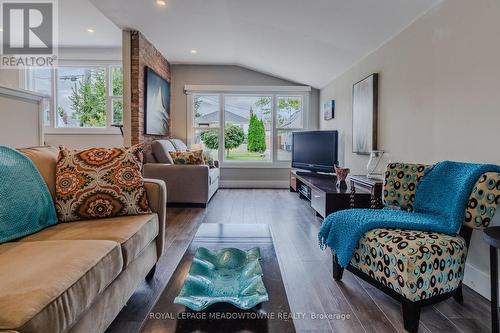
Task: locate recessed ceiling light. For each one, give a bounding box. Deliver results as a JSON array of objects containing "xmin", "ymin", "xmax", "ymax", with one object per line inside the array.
[
  {"xmin": 87, "ymin": 28, "xmax": 95, "ymax": 33},
  {"xmin": 156, "ymin": 0, "xmax": 166, "ymax": 6},
  {"xmin": 190, "ymin": 49, "xmax": 198, "ymax": 54},
  {"xmin": 0, "ymin": 28, "xmax": 3, "ymax": 32}
]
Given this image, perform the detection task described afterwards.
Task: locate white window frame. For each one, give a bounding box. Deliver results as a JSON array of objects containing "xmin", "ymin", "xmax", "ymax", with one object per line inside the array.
[
  {"xmin": 275, "ymin": 95, "xmax": 306, "ymax": 162},
  {"xmin": 186, "ymin": 85, "xmax": 310, "ymax": 168},
  {"xmin": 24, "ymin": 61, "xmax": 123, "ymax": 135},
  {"xmin": 189, "ymin": 92, "xmax": 222, "ymax": 160}
]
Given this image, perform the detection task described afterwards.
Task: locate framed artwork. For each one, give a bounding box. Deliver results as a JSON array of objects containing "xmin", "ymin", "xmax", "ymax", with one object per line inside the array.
[
  {"xmin": 144, "ymin": 67, "xmax": 170, "ymax": 136},
  {"xmin": 323, "ymin": 100, "xmax": 335, "ymax": 120},
  {"xmin": 352, "ymin": 73, "xmax": 378, "ymax": 154}
]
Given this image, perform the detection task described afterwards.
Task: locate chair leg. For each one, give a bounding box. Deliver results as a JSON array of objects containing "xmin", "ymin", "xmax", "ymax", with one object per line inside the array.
[
  {"xmin": 146, "ymin": 264, "xmax": 156, "ymax": 281},
  {"xmin": 453, "ymin": 284, "xmax": 464, "ymax": 303},
  {"xmin": 332, "ymin": 255, "xmax": 344, "ymax": 281},
  {"xmin": 402, "ymin": 300, "xmax": 421, "ymax": 333}
]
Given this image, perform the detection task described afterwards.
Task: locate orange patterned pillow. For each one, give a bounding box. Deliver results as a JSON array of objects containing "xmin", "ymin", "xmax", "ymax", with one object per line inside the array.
[
  {"xmin": 168, "ymin": 150, "xmax": 205, "ymax": 165},
  {"xmin": 55, "ymin": 145, "xmax": 151, "ymax": 222}
]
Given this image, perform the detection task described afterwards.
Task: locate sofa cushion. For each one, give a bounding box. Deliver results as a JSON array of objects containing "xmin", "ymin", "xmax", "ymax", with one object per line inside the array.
[
  {"xmin": 169, "ymin": 138, "xmax": 188, "ymax": 152},
  {"xmin": 169, "ymin": 150, "xmax": 205, "ymax": 165},
  {"xmin": 18, "ymin": 146, "xmax": 59, "ymax": 199},
  {"xmin": 143, "ymin": 150, "xmax": 157, "ymax": 164},
  {"xmin": 20, "ymin": 214, "xmax": 158, "ymax": 268},
  {"xmin": 350, "ymin": 228, "xmax": 467, "ymax": 302},
  {"xmin": 0, "ymin": 240, "xmax": 122, "ymax": 333},
  {"xmin": 55, "ymin": 145, "xmax": 151, "ymax": 222},
  {"xmin": 151, "ymin": 140, "xmax": 175, "ymax": 164},
  {"xmin": 209, "ymin": 167, "xmax": 220, "ymax": 185}
]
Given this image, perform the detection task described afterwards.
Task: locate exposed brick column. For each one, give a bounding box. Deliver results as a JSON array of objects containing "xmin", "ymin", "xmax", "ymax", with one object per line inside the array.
[{"xmin": 129, "ymin": 31, "xmax": 171, "ymax": 151}]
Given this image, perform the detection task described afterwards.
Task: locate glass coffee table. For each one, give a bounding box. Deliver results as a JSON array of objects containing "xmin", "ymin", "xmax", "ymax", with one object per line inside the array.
[{"xmin": 140, "ymin": 223, "xmax": 295, "ymax": 333}]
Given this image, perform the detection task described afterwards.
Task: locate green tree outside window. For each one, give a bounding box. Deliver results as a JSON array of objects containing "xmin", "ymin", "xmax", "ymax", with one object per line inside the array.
[
  {"xmin": 68, "ymin": 69, "xmax": 107, "ymax": 127},
  {"xmin": 247, "ymin": 111, "xmax": 266, "ymax": 153},
  {"xmin": 200, "ymin": 124, "xmax": 245, "ymax": 157}
]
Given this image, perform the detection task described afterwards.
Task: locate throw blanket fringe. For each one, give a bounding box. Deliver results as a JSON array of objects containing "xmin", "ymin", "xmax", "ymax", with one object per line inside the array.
[{"xmin": 319, "ymin": 161, "xmax": 500, "ymax": 267}]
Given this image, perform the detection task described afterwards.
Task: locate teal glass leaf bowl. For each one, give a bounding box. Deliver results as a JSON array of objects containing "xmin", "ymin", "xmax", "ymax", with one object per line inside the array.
[{"xmin": 174, "ymin": 247, "xmax": 269, "ymax": 311}]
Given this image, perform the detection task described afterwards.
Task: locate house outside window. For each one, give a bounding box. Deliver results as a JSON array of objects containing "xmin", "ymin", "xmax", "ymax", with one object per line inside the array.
[{"xmin": 187, "ymin": 85, "xmax": 310, "ymax": 167}]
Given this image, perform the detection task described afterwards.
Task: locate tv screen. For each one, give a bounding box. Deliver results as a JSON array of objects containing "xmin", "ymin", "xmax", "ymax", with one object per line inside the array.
[{"xmin": 292, "ymin": 131, "xmax": 338, "ymax": 173}]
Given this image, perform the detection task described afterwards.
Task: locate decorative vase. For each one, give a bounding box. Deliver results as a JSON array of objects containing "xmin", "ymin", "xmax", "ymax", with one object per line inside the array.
[
  {"xmin": 366, "ymin": 151, "xmax": 389, "ymax": 180},
  {"xmin": 334, "ymin": 166, "xmax": 350, "ymax": 190}
]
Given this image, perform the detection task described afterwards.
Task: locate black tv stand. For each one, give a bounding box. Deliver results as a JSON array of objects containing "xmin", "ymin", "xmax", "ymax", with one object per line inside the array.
[
  {"xmin": 289, "ymin": 169, "xmax": 371, "ymax": 218},
  {"xmin": 295, "ymin": 170, "xmax": 335, "ymax": 179}
]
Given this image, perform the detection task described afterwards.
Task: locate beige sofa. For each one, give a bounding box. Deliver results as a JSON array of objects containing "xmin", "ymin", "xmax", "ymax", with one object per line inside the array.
[
  {"xmin": 144, "ymin": 139, "xmax": 219, "ymax": 207},
  {"xmin": 0, "ymin": 146, "xmax": 167, "ymax": 333}
]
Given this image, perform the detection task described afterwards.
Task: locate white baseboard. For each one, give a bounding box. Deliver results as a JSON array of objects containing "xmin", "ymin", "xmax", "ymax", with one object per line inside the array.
[
  {"xmin": 463, "ymin": 262, "xmax": 495, "ymax": 300},
  {"xmin": 220, "ymin": 180, "xmax": 289, "ymax": 189}
]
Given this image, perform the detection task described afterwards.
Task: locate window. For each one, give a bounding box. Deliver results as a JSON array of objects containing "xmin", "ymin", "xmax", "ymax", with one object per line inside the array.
[
  {"xmin": 224, "ymin": 96, "xmax": 272, "ymax": 161},
  {"xmin": 25, "ymin": 64, "xmax": 123, "ymax": 132},
  {"xmin": 277, "ymin": 96, "xmax": 303, "ymax": 161},
  {"xmin": 26, "ymin": 68, "xmax": 52, "ymax": 126},
  {"xmin": 111, "ymin": 66, "xmax": 123, "ymax": 125},
  {"xmin": 193, "ymin": 95, "xmax": 220, "ymax": 159},
  {"xmin": 188, "ymin": 86, "xmax": 309, "ymax": 166}
]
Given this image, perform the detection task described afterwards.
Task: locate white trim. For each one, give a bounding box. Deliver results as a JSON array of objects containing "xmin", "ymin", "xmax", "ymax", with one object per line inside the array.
[
  {"xmin": 221, "ymin": 162, "xmax": 291, "ymax": 169},
  {"xmin": 106, "ymin": 64, "xmax": 112, "ymax": 128},
  {"xmin": 58, "ymin": 59, "xmax": 122, "ymax": 66},
  {"xmin": 18, "ymin": 69, "xmax": 26, "ymax": 90},
  {"xmin": 463, "ymin": 262, "xmax": 497, "ymax": 301},
  {"xmin": 44, "ymin": 127, "xmax": 121, "ymax": 135},
  {"xmin": 219, "ymin": 94, "xmax": 225, "ymax": 163},
  {"xmin": 220, "ymin": 180, "xmax": 289, "ymax": 189},
  {"xmin": 185, "ymin": 85, "xmax": 311, "ymax": 93},
  {"xmin": 37, "ymin": 103, "xmax": 45, "ymax": 145},
  {"xmin": 0, "ymin": 85, "xmax": 47, "ymax": 103},
  {"xmin": 186, "ymin": 95, "xmax": 194, "ymax": 146}
]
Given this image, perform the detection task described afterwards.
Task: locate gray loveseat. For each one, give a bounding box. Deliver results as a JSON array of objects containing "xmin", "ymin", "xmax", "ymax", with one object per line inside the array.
[{"xmin": 143, "ymin": 139, "xmax": 219, "ymax": 207}]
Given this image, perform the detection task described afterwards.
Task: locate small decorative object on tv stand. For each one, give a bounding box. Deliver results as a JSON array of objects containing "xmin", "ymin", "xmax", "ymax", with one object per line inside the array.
[
  {"xmin": 366, "ymin": 150, "xmax": 388, "ymax": 180},
  {"xmin": 334, "ymin": 166, "xmax": 350, "ymax": 190}
]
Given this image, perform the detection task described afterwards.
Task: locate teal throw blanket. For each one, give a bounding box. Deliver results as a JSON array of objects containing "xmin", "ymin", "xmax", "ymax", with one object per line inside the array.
[
  {"xmin": 0, "ymin": 146, "xmax": 57, "ymax": 243},
  {"xmin": 319, "ymin": 161, "xmax": 500, "ymax": 267}
]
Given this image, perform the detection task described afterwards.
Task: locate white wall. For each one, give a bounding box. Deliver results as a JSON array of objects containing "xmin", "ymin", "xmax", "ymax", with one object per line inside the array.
[
  {"xmin": 44, "ymin": 134, "xmax": 123, "ymax": 149},
  {"xmin": 319, "ymin": 0, "xmax": 500, "ymax": 299},
  {"xmin": 172, "ymin": 64, "xmax": 320, "ymax": 187},
  {"xmin": 0, "ymin": 68, "xmax": 21, "ymax": 88},
  {"xmin": 0, "ymin": 88, "xmax": 43, "ymax": 148}
]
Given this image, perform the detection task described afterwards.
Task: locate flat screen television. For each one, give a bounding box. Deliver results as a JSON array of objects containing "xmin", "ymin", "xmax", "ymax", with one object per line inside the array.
[{"xmin": 292, "ymin": 130, "xmax": 338, "ymax": 173}]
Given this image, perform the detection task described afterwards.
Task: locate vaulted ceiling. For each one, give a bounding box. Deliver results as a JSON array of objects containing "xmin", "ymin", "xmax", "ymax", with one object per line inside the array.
[
  {"xmin": 59, "ymin": 0, "xmax": 121, "ymax": 48},
  {"xmin": 87, "ymin": 0, "xmax": 440, "ymax": 88}
]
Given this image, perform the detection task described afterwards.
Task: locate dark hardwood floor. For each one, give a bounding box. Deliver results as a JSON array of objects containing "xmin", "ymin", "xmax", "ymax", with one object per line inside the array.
[{"xmin": 106, "ymin": 189, "xmax": 491, "ymax": 333}]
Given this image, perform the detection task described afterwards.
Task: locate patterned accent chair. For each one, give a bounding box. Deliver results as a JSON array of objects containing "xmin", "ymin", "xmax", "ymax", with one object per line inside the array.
[{"xmin": 332, "ymin": 163, "xmax": 500, "ymax": 333}]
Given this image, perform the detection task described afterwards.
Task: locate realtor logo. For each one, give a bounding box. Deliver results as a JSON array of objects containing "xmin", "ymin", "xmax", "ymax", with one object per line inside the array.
[{"xmin": 1, "ymin": 0, "xmax": 57, "ymax": 67}]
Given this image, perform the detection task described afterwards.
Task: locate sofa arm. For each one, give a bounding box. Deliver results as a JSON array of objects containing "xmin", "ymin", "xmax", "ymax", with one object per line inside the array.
[
  {"xmin": 143, "ymin": 163, "xmax": 210, "ymax": 204},
  {"xmin": 143, "ymin": 178, "xmax": 167, "ymax": 259}
]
